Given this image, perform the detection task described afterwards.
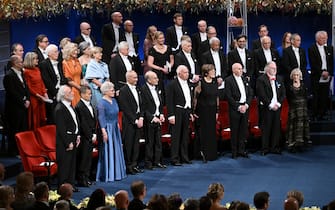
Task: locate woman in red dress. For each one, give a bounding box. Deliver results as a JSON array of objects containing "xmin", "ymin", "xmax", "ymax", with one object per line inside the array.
[{"xmin": 23, "ymin": 52, "xmax": 49, "ymax": 130}]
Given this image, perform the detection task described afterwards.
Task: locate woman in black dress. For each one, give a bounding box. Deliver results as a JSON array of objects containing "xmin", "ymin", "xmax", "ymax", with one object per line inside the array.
[
  {"xmin": 286, "ymin": 68, "xmax": 310, "ymax": 152},
  {"xmin": 147, "ymin": 31, "xmax": 174, "ymax": 102},
  {"xmin": 193, "ymin": 64, "xmax": 219, "ymax": 161}
]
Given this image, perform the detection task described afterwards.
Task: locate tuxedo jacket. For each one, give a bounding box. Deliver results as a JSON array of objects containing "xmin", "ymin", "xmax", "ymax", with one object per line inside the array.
[
  {"xmin": 166, "ymin": 79, "xmax": 193, "ymax": 118},
  {"xmin": 228, "ymin": 48, "xmax": 254, "ymax": 77},
  {"xmin": 75, "ymin": 100, "xmax": 96, "ymax": 142},
  {"xmin": 174, "ymin": 50, "xmax": 200, "ymax": 79},
  {"xmin": 126, "ymin": 32, "xmax": 140, "ymax": 55},
  {"xmin": 27, "ymin": 201, "xmax": 50, "ymax": 210},
  {"xmin": 191, "ymin": 32, "xmax": 205, "ymax": 59},
  {"xmin": 118, "ymin": 85, "xmax": 144, "ymax": 125},
  {"xmin": 198, "ymin": 40, "xmax": 210, "ymax": 59},
  {"xmin": 165, "ymin": 25, "xmax": 189, "ymax": 50},
  {"xmin": 74, "ymin": 34, "xmax": 97, "ymax": 46},
  {"xmin": 33, "ymin": 47, "xmax": 46, "ymax": 65},
  {"xmin": 281, "ymin": 46, "xmax": 307, "ymax": 77},
  {"xmin": 129, "ymin": 198, "xmax": 147, "ymax": 210},
  {"xmin": 39, "ymin": 58, "xmax": 67, "ymax": 99},
  {"xmin": 101, "ymin": 23, "xmax": 126, "ymax": 63},
  {"xmin": 251, "ymin": 39, "xmax": 275, "ymax": 50},
  {"xmin": 308, "ymin": 43, "xmax": 334, "ymax": 82},
  {"xmin": 254, "ymin": 48, "xmax": 280, "ymax": 78},
  {"xmin": 201, "ymin": 50, "xmax": 228, "ymax": 79},
  {"xmin": 141, "ymin": 83, "xmax": 163, "ymax": 122},
  {"xmin": 224, "ymin": 75, "xmax": 253, "ymax": 111},
  {"xmin": 109, "ymin": 54, "xmax": 135, "ymax": 90},
  {"xmin": 256, "ymin": 74, "xmax": 286, "ymax": 108}
]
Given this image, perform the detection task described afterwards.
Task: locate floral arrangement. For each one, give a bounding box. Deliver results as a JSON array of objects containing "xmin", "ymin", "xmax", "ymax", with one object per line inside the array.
[
  {"xmin": 0, "ymin": 0, "xmax": 332, "ymax": 20},
  {"xmin": 48, "ymin": 190, "xmax": 61, "ymax": 203}
]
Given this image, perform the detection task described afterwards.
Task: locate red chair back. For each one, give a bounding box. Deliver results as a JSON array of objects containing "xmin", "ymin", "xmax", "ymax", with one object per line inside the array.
[
  {"xmin": 217, "ymin": 101, "xmax": 231, "ymax": 141},
  {"xmin": 35, "ymin": 125, "xmax": 56, "ymax": 160},
  {"xmin": 118, "ymin": 112, "xmax": 123, "ymax": 132},
  {"xmin": 248, "ymin": 98, "xmax": 262, "ymax": 138},
  {"xmin": 161, "ymin": 106, "xmax": 171, "ymax": 144},
  {"xmin": 280, "ymin": 98, "xmax": 289, "ymax": 133}
]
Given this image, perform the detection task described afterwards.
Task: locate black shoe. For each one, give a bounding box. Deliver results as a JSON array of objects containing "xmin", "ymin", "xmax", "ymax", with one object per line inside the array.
[
  {"xmin": 154, "ymin": 163, "xmax": 167, "ymax": 168},
  {"xmin": 133, "ymin": 166, "xmax": 144, "ymax": 173},
  {"xmin": 261, "ymin": 150, "xmax": 269, "ymax": 156},
  {"xmin": 126, "ymin": 168, "xmax": 137, "ymax": 175},
  {"xmin": 172, "ymin": 162, "xmax": 182, "ymax": 166},
  {"xmin": 145, "ymin": 165, "xmax": 154, "ymax": 170},
  {"xmin": 183, "ymin": 160, "xmax": 192, "ymax": 164},
  {"xmin": 239, "ymin": 152, "xmax": 249, "ymax": 158},
  {"xmin": 232, "ymin": 153, "xmax": 237, "ymax": 159}
]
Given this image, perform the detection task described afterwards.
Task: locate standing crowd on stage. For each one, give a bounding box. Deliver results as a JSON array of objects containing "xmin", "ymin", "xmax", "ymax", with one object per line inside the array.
[{"xmin": 2, "ymin": 11, "xmax": 334, "ymax": 190}]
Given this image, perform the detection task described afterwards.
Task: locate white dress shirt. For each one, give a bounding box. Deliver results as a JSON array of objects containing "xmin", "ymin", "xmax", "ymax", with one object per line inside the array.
[
  {"xmin": 184, "ymin": 51, "xmax": 195, "ymax": 75},
  {"xmin": 292, "ymin": 46, "xmax": 300, "ymax": 68},
  {"xmin": 112, "ymin": 22, "xmax": 120, "ymax": 52},
  {"xmin": 147, "ymin": 83, "xmax": 160, "ymax": 116},
  {"xmin": 200, "ymin": 32, "xmax": 207, "ymax": 42},
  {"xmin": 120, "ymin": 54, "xmax": 132, "ymax": 71},
  {"xmin": 175, "ymin": 25, "xmax": 183, "ymax": 49},
  {"xmin": 317, "ymin": 43, "xmax": 327, "ymax": 70},
  {"xmin": 211, "ymin": 49, "xmax": 221, "ymax": 77},
  {"xmin": 62, "ymin": 100, "xmax": 79, "ymax": 134},
  {"xmin": 51, "ymin": 60, "xmax": 61, "ymax": 89},
  {"xmin": 12, "ymin": 68, "xmax": 24, "ymax": 83},
  {"xmin": 81, "ymin": 98, "xmax": 94, "ymax": 117},
  {"xmin": 237, "ymin": 47, "xmax": 247, "ymax": 73},
  {"xmin": 39, "ymin": 47, "xmax": 48, "ymax": 59},
  {"xmin": 125, "ymin": 32, "xmax": 136, "ymax": 57},
  {"xmin": 269, "ymin": 79, "xmax": 279, "ymax": 109},
  {"xmin": 263, "ymin": 48, "xmax": 272, "ymax": 63},
  {"xmin": 127, "ymin": 83, "xmax": 140, "ymax": 113},
  {"xmin": 81, "ymin": 33, "xmax": 94, "ymax": 47},
  {"xmin": 233, "ymin": 75, "xmax": 246, "ymax": 103},
  {"xmin": 177, "ymin": 77, "xmax": 191, "ymax": 109}
]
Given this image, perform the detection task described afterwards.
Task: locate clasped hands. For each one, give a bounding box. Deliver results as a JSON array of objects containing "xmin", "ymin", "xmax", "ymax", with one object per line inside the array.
[{"xmin": 66, "ymin": 135, "xmax": 80, "ymax": 151}]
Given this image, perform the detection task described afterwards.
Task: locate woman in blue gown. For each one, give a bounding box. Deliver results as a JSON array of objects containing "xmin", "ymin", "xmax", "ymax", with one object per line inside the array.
[{"xmin": 96, "ymin": 81, "xmax": 126, "ymax": 182}]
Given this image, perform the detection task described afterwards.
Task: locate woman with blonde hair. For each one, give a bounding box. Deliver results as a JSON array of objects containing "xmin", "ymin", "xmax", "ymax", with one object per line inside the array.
[
  {"xmin": 143, "ymin": 25, "xmax": 157, "ymax": 74},
  {"xmin": 207, "ymin": 183, "xmax": 227, "ymax": 210}
]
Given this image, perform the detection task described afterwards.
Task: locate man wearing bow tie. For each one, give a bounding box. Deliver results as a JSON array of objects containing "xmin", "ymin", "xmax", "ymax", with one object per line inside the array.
[
  {"xmin": 124, "ymin": 20, "xmax": 142, "ymax": 75},
  {"xmin": 118, "ymin": 70, "xmax": 144, "ymax": 175},
  {"xmin": 33, "ymin": 34, "xmax": 49, "ymax": 65},
  {"xmin": 165, "ymin": 13, "xmax": 189, "ymax": 55},
  {"xmin": 308, "ymin": 31, "xmax": 334, "ymax": 121},
  {"xmin": 74, "ymin": 22, "xmax": 97, "ymax": 48},
  {"xmin": 3, "ymin": 55, "xmax": 30, "ymax": 156},
  {"xmin": 256, "ymin": 61, "xmax": 285, "ymax": 155}
]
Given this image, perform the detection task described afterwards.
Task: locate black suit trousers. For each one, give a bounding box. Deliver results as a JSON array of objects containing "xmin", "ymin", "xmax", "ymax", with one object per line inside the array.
[
  {"xmin": 261, "ymin": 107, "xmax": 281, "ymax": 151},
  {"xmin": 229, "ymin": 110, "xmax": 248, "ymax": 154},
  {"xmin": 58, "ymin": 148, "xmax": 76, "ymax": 186},
  {"xmin": 122, "ymin": 123, "xmax": 141, "ymax": 169},
  {"xmin": 144, "ymin": 123, "xmax": 162, "ymax": 166},
  {"xmin": 76, "ymin": 137, "xmax": 92, "ymax": 178}
]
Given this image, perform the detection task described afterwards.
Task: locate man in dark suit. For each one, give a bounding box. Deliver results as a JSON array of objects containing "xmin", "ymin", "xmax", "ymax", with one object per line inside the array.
[
  {"xmin": 141, "ymin": 71, "xmax": 166, "ymax": 170},
  {"xmin": 308, "ymin": 30, "xmax": 334, "ymax": 120},
  {"xmin": 197, "ymin": 26, "xmax": 217, "ymax": 58},
  {"xmin": 129, "ymin": 180, "xmax": 147, "ymax": 210},
  {"xmin": 118, "ymin": 70, "xmax": 144, "ymax": 175},
  {"xmin": 27, "ymin": 182, "xmax": 50, "ymax": 210},
  {"xmin": 40, "ymin": 44, "xmax": 67, "ymax": 124},
  {"xmin": 191, "ymin": 20, "xmax": 207, "ymax": 60},
  {"xmin": 109, "ymin": 41, "xmax": 135, "ymax": 91},
  {"xmin": 74, "ymin": 22, "xmax": 97, "ymax": 47},
  {"xmin": 228, "ymin": 34, "xmax": 254, "ymax": 82},
  {"xmin": 124, "ymin": 20, "xmax": 142, "ymax": 75},
  {"xmin": 225, "ymin": 63, "xmax": 253, "ymax": 159},
  {"xmin": 33, "ymin": 34, "xmax": 49, "ymax": 65},
  {"xmin": 101, "ymin": 11, "xmax": 126, "ymax": 64},
  {"xmin": 166, "ymin": 65, "xmax": 194, "ymax": 166},
  {"xmin": 281, "ymin": 33, "xmax": 307, "ymax": 86},
  {"xmin": 256, "ymin": 61, "xmax": 285, "ymax": 155},
  {"xmin": 165, "ymin": 13, "xmax": 189, "ymax": 54},
  {"xmin": 3, "ymin": 55, "xmax": 30, "ymax": 156},
  {"xmin": 174, "ymin": 39, "xmax": 200, "ymax": 84},
  {"xmin": 254, "ymin": 36, "xmax": 280, "ymax": 79},
  {"xmin": 75, "ymin": 86, "xmax": 96, "ymax": 187},
  {"xmin": 55, "ymin": 85, "xmax": 80, "ymax": 191},
  {"xmin": 251, "ymin": 25, "xmax": 275, "ymax": 50}
]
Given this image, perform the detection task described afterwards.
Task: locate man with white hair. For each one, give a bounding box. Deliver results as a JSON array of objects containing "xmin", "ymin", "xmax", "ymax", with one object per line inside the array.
[
  {"xmin": 109, "ymin": 41, "xmax": 135, "ymax": 90},
  {"xmin": 74, "ymin": 22, "xmax": 96, "ymax": 47},
  {"xmin": 40, "ymin": 44, "xmax": 67, "ymax": 124},
  {"xmin": 55, "ymin": 85, "xmax": 80, "ymax": 192}
]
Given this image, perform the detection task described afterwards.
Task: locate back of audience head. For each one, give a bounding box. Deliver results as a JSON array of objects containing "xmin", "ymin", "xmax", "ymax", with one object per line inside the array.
[
  {"xmin": 54, "ymin": 199, "xmax": 70, "ymax": 210},
  {"xmin": 148, "ymin": 194, "xmax": 168, "ymax": 210},
  {"xmin": 184, "ymin": 198, "xmax": 200, "ymax": 210},
  {"xmin": 33, "ymin": 181, "xmax": 49, "ymax": 201},
  {"xmin": 58, "ymin": 183, "xmax": 73, "ymax": 200},
  {"xmin": 96, "ymin": 206, "xmax": 113, "ymax": 210},
  {"xmin": 130, "ymin": 180, "xmax": 146, "ymax": 199},
  {"xmin": 284, "ymin": 197, "xmax": 299, "ymax": 210},
  {"xmin": 0, "ymin": 163, "xmax": 5, "ymax": 183},
  {"xmin": 328, "ymin": 200, "xmax": 335, "ymax": 210},
  {"xmin": 253, "ymin": 191, "xmax": 270, "ymax": 210},
  {"xmin": 199, "ymin": 196, "xmax": 212, "ymax": 210},
  {"xmin": 15, "ymin": 171, "xmax": 34, "ymax": 198},
  {"xmin": 0, "ymin": 185, "xmax": 15, "ymax": 209},
  {"xmin": 207, "ymin": 183, "xmax": 224, "ymax": 202},
  {"xmin": 236, "ymin": 202, "xmax": 250, "ymax": 210},
  {"xmin": 286, "ymin": 190, "xmax": 304, "ymax": 208},
  {"xmin": 115, "ymin": 190, "xmax": 129, "ymax": 210},
  {"xmin": 228, "ymin": 200, "xmax": 241, "ymax": 210},
  {"xmin": 87, "ymin": 188, "xmax": 106, "ymax": 210},
  {"xmin": 167, "ymin": 193, "xmax": 183, "ymax": 210}
]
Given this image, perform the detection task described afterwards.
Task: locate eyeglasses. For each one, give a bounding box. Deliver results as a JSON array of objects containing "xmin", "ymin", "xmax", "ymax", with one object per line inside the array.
[
  {"xmin": 41, "ymin": 40, "xmax": 49, "ymax": 43},
  {"xmin": 85, "ymin": 28, "xmax": 91, "ymax": 30}
]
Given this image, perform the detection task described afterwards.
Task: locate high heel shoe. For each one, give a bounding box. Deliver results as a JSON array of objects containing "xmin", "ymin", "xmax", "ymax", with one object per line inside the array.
[{"xmin": 200, "ymin": 151, "xmax": 207, "ymax": 163}]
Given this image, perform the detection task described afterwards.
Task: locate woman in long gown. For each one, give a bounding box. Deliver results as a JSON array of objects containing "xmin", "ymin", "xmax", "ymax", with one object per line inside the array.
[
  {"xmin": 193, "ymin": 64, "xmax": 219, "ymax": 161},
  {"xmin": 286, "ymin": 68, "xmax": 310, "ymax": 152},
  {"xmin": 23, "ymin": 52, "xmax": 49, "ymax": 130},
  {"xmin": 96, "ymin": 81, "xmax": 126, "ymax": 182},
  {"xmin": 78, "ymin": 41, "xmax": 91, "ymax": 78},
  {"xmin": 62, "ymin": 42, "xmax": 82, "ymax": 106},
  {"xmin": 85, "ymin": 46, "xmax": 109, "ymax": 109}
]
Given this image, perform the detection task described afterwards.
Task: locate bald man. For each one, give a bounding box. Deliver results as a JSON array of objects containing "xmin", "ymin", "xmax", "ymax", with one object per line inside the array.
[
  {"xmin": 191, "ymin": 20, "xmax": 207, "ymax": 59},
  {"xmin": 115, "ymin": 190, "xmax": 129, "ymax": 210},
  {"xmin": 74, "ymin": 22, "xmax": 97, "ymax": 47}
]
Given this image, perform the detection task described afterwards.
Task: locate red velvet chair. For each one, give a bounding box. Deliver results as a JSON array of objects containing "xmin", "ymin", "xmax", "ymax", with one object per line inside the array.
[
  {"xmin": 15, "ymin": 131, "xmax": 57, "ymax": 180},
  {"xmin": 248, "ymin": 98, "xmax": 262, "ymax": 138},
  {"xmin": 280, "ymin": 98, "xmax": 289, "ymax": 136},
  {"xmin": 161, "ymin": 106, "xmax": 171, "ymax": 145},
  {"xmin": 217, "ymin": 101, "xmax": 231, "ymax": 141},
  {"xmin": 35, "ymin": 125, "xmax": 56, "ymax": 161}
]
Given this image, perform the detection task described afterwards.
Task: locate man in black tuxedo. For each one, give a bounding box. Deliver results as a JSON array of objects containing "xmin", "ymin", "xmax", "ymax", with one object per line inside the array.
[
  {"xmin": 197, "ymin": 26, "xmax": 217, "ymax": 59},
  {"xmin": 3, "ymin": 55, "xmax": 30, "ymax": 156},
  {"xmin": 308, "ymin": 30, "xmax": 334, "ymax": 120},
  {"xmin": 74, "ymin": 22, "xmax": 97, "ymax": 47},
  {"xmin": 124, "ymin": 20, "xmax": 142, "ymax": 75},
  {"xmin": 165, "ymin": 13, "xmax": 189, "ymax": 54},
  {"xmin": 109, "ymin": 41, "xmax": 135, "ymax": 91},
  {"xmin": 4, "ymin": 55, "xmax": 30, "ymax": 155},
  {"xmin": 40, "ymin": 44, "xmax": 67, "ymax": 124},
  {"xmin": 251, "ymin": 25, "xmax": 275, "ymax": 50},
  {"xmin": 174, "ymin": 39, "xmax": 200, "ymax": 84},
  {"xmin": 27, "ymin": 182, "xmax": 50, "ymax": 210},
  {"xmin": 33, "ymin": 34, "xmax": 49, "ymax": 65},
  {"xmin": 191, "ymin": 20, "xmax": 207, "ymax": 60},
  {"xmin": 118, "ymin": 70, "xmax": 144, "ymax": 175},
  {"xmin": 228, "ymin": 34, "xmax": 254, "ymax": 82},
  {"xmin": 225, "ymin": 63, "xmax": 253, "ymax": 159},
  {"xmin": 254, "ymin": 36, "xmax": 280, "ymax": 79},
  {"xmin": 55, "ymin": 85, "xmax": 80, "ymax": 191},
  {"xmin": 281, "ymin": 33, "xmax": 307, "ymax": 86},
  {"xmin": 166, "ymin": 65, "xmax": 194, "ymax": 166},
  {"xmin": 256, "ymin": 61, "xmax": 285, "ymax": 155},
  {"xmin": 141, "ymin": 71, "xmax": 166, "ymax": 170},
  {"xmin": 101, "ymin": 11, "xmax": 126, "ymax": 64},
  {"xmin": 75, "ymin": 86, "xmax": 96, "ymax": 187}
]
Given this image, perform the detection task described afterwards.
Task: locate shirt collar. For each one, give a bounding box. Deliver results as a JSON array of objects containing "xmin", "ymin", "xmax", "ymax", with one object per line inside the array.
[
  {"xmin": 147, "ymin": 83, "xmax": 156, "ymax": 90},
  {"xmin": 81, "ymin": 98, "xmax": 91, "ymax": 106},
  {"xmin": 127, "ymin": 83, "xmax": 136, "ymax": 89},
  {"xmin": 112, "ymin": 22, "xmax": 120, "ymax": 29},
  {"xmin": 177, "ymin": 77, "xmax": 188, "ymax": 85},
  {"xmin": 61, "ymin": 100, "xmax": 72, "ymax": 107}
]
